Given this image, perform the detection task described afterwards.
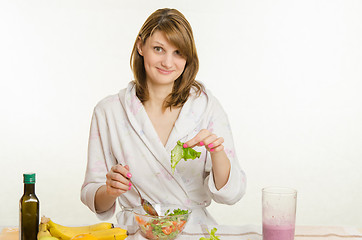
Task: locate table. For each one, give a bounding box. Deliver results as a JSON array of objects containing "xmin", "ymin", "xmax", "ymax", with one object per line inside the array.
[{"xmin": 2, "ymin": 225, "xmax": 362, "ymax": 240}]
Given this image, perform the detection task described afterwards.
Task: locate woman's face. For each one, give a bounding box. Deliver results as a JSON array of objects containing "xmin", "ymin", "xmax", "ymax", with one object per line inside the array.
[{"xmin": 138, "ymin": 30, "xmax": 187, "ymax": 88}]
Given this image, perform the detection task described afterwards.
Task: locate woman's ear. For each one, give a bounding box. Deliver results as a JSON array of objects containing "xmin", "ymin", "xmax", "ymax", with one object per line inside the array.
[{"xmin": 136, "ymin": 37, "xmax": 143, "ymax": 56}]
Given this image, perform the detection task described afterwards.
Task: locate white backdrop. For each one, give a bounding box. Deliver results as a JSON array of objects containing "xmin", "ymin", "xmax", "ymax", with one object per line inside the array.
[{"xmin": 1, "ymin": 0, "xmax": 361, "ymax": 227}]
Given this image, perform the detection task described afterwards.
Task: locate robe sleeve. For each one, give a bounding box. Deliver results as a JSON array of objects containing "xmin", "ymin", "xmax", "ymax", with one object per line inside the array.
[
  {"xmin": 80, "ymin": 106, "xmax": 116, "ymax": 220},
  {"xmin": 203, "ymin": 98, "xmax": 247, "ymax": 204}
]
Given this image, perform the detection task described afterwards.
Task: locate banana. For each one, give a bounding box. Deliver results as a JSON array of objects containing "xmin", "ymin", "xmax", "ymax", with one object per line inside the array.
[
  {"xmin": 38, "ymin": 223, "xmax": 52, "ymax": 239},
  {"xmin": 47, "ymin": 218, "xmax": 115, "ymax": 240},
  {"xmin": 48, "ymin": 220, "xmax": 113, "ymax": 233},
  {"xmin": 89, "ymin": 228, "xmax": 128, "ymax": 240}
]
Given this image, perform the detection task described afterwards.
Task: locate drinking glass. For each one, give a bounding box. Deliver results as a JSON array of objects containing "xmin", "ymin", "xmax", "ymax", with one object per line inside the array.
[{"xmin": 262, "ymin": 187, "xmax": 297, "ymax": 240}]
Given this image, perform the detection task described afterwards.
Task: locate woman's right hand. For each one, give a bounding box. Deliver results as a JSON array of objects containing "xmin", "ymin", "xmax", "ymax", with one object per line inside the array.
[{"xmin": 105, "ymin": 164, "xmax": 132, "ymax": 197}]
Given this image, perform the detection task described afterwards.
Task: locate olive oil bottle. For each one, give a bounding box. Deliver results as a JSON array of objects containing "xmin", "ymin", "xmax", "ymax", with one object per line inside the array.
[{"xmin": 19, "ymin": 173, "xmax": 39, "ymax": 240}]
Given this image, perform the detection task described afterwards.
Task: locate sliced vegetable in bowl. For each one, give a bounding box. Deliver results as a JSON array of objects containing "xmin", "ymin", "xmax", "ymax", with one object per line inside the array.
[{"xmin": 133, "ymin": 204, "xmax": 191, "ymax": 240}]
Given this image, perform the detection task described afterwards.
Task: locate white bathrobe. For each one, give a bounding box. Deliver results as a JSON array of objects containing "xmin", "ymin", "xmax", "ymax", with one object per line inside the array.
[{"xmin": 81, "ymin": 82, "xmax": 246, "ymax": 226}]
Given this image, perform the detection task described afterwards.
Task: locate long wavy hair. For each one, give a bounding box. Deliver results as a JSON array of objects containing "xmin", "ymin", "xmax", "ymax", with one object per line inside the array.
[{"xmin": 130, "ymin": 8, "xmax": 204, "ymax": 109}]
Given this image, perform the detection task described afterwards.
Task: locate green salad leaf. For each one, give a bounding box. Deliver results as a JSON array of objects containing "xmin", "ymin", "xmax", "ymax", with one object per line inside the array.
[
  {"xmin": 171, "ymin": 141, "xmax": 201, "ymax": 174},
  {"xmin": 199, "ymin": 227, "xmax": 220, "ymax": 240},
  {"xmin": 165, "ymin": 208, "xmax": 189, "ymax": 216}
]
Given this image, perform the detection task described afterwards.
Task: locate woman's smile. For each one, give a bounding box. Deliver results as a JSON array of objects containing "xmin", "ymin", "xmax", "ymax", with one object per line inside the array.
[{"xmin": 156, "ymin": 67, "xmax": 174, "ymax": 75}]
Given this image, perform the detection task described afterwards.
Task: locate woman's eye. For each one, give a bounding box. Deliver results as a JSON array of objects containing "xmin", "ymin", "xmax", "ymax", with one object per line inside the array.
[
  {"xmin": 175, "ymin": 50, "xmax": 182, "ymax": 56},
  {"xmin": 154, "ymin": 47, "xmax": 163, "ymax": 53}
]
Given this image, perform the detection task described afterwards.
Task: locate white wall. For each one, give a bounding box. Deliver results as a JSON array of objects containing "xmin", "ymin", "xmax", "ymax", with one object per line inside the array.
[{"xmin": 1, "ymin": 0, "xmax": 361, "ymax": 227}]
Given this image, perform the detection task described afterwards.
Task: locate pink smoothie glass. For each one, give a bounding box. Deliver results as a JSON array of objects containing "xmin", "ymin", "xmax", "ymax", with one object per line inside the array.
[{"xmin": 262, "ymin": 187, "xmax": 297, "ymax": 240}]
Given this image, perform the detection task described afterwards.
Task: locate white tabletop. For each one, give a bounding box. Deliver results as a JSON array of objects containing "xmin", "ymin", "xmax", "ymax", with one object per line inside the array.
[
  {"xmin": 121, "ymin": 224, "xmax": 362, "ymax": 240},
  {"xmin": 2, "ymin": 224, "xmax": 362, "ymax": 240}
]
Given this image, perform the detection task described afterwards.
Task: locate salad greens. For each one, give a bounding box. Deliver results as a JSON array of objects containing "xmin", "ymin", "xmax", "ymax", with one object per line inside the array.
[
  {"xmin": 199, "ymin": 227, "xmax": 221, "ymax": 240},
  {"xmin": 171, "ymin": 140, "xmax": 201, "ymax": 174},
  {"xmin": 165, "ymin": 208, "xmax": 189, "ymax": 216},
  {"xmin": 135, "ymin": 208, "xmax": 190, "ymax": 240}
]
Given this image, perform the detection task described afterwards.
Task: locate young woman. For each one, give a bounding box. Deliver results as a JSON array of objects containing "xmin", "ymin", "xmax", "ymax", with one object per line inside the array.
[{"xmin": 81, "ymin": 8, "xmax": 246, "ymax": 225}]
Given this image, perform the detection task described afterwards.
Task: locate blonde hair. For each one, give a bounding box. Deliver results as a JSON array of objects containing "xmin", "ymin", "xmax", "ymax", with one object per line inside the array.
[{"xmin": 130, "ymin": 8, "xmax": 204, "ymax": 109}]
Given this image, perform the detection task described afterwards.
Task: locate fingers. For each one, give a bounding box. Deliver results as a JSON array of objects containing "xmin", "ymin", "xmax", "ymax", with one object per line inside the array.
[
  {"xmin": 106, "ymin": 183, "xmax": 128, "ymax": 196},
  {"xmin": 184, "ymin": 129, "xmax": 225, "ymax": 153},
  {"xmin": 105, "ymin": 164, "xmax": 132, "ymax": 196},
  {"xmin": 207, "ymin": 137, "xmax": 224, "ymax": 153},
  {"xmin": 184, "ymin": 129, "xmax": 210, "ymax": 148},
  {"xmin": 112, "ymin": 164, "xmax": 132, "ymax": 178}
]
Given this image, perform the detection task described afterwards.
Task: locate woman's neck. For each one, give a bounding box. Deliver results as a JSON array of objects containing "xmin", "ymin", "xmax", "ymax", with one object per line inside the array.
[{"xmin": 144, "ymin": 82, "xmax": 173, "ymax": 111}]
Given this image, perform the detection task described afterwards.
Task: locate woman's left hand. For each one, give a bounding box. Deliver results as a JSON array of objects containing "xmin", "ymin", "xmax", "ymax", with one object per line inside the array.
[
  {"xmin": 185, "ymin": 129, "xmax": 230, "ymax": 190},
  {"xmin": 184, "ymin": 129, "xmax": 224, "ymax": 153}
]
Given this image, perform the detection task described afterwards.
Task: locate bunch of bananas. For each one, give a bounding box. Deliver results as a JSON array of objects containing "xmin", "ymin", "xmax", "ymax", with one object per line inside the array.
[{"xmin": 37, "ymin": 216, "xmax": 128, "ymax": 240}]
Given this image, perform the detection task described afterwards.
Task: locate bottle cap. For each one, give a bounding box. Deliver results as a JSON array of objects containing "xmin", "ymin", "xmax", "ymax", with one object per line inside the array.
[{"xmin": 23, "ymin": 173, "xmax": 36, "ymax": 184}]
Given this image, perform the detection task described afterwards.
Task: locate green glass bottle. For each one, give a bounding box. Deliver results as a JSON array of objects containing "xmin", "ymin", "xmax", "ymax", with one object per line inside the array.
[{"xmin": 19, "ymin": 173, "xmax": 39, "ymax": 240}]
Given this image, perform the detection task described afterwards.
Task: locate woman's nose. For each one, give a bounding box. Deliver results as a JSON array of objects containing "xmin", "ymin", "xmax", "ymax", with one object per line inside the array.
[{"xmin": 161, "ymin": 54, "xmax": 173, "ymax": 68}]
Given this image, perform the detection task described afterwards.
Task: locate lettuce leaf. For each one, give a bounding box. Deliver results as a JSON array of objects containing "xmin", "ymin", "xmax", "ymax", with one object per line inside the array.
[
  {"xmin": 165, "ymin": 208, "xmax": 190, "ymax": 216},
  {"xmin": 171, "ymin": 140, "xmax": 201, "ymax": 174},
  {"xmin": 199, "ymin": 227, "xmax": 220, "ymax": 240}
]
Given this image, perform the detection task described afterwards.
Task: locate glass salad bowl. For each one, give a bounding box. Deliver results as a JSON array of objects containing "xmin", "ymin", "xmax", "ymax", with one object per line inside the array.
[{"xmin": 133, "ymin": 204, "xmax": 191, "ymax": 240}]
